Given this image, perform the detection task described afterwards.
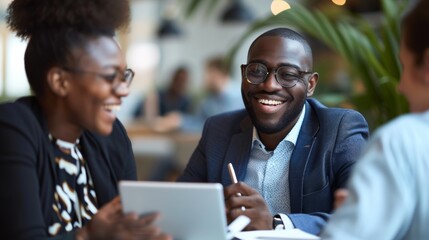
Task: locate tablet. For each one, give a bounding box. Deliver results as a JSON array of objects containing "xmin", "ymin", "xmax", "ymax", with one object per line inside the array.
[{"xmin": 119, "ymin": 181, "xmax": 228, "ymax": 240}]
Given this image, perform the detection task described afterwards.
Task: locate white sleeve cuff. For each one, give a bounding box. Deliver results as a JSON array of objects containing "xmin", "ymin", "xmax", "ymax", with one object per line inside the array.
[{"xmin": 277, "ymin": 213, "xmax": 294, "ymax": 230}]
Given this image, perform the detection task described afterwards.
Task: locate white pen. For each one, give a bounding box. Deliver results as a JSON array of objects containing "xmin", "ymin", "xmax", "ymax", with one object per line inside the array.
[{"xmin": 227, "ymin": 163, "xmax": 246, "ymax": 211}]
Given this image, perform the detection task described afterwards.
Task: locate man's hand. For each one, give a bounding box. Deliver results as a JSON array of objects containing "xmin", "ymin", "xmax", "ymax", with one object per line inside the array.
[
  {"xmin": 76, "ymin": 196, "xmax": 172, "ymax": 240},
  {"xmin": 224, "ymin": 182, "xmax": 273, "ymax": 230},
  {"xmin": 334, "ymin": 189, "xmax": 349, "ymax": 210}
]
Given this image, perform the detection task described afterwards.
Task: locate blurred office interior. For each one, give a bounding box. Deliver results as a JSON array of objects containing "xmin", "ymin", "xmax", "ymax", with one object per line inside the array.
[{"xmin": 0, "ymin": 0, "xmax": 413, "ymax": 180}]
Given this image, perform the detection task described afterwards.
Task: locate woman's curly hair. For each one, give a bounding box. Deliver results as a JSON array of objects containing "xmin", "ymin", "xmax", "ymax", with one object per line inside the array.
[
  {"xmin": 7, "ymin": 0, "xmax": 130, "ymax": 39},
  {"xmin": 6, "ymin": 0, "xmax": 130, "ymax": 96}
]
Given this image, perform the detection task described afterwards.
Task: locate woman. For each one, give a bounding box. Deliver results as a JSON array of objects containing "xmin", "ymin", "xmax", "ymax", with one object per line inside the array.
[
  {"xmin": 321, "ymin": 0, "xmax": 429, "ymax": 239},
  {"xmin": 0, "ymin": 0, "xmax": 170, "ymax": 239}
]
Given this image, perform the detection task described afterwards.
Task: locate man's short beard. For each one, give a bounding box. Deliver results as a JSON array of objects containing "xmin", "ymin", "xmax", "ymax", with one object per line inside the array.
[{"xmin": 242, "ymin": 90, "xmax": 306, "ymax": 134}]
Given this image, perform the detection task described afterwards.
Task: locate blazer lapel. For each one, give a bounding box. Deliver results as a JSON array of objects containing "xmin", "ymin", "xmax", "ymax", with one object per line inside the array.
[
  {"xmin": 80, "ymin": 134, "xmax": 117, "ymax": 206},
  {"xmin": 221, "ymin": 116, "xmax": 253, "ymax": 186},
  {"xmin": 289, "ymin": 101, "xmax": 319, "ymax": 212},
  {"xmin": 21, "ymin": 97, "xmax": 59, "ymax": 185}
]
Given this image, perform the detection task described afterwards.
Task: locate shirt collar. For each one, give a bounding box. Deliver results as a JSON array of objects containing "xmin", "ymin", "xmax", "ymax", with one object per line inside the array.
[
  {"xmin": 49, "ymin": 133, "xmax": 80, "ymax": 149},
  {"xmin": 252, "ymin": 104, "xmax": 306, "ymax": 149}
]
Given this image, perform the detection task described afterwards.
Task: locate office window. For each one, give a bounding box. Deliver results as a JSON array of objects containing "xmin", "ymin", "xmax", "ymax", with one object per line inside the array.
[{"xmin": 5, "ymin": 35, "xmax": 29, "ymax": 97}]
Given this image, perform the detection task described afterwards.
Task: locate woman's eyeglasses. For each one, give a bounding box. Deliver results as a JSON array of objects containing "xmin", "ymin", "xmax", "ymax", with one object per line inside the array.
[{"xmin": 62, "ymin": 67, "xmax": 135, "ymax": 89}]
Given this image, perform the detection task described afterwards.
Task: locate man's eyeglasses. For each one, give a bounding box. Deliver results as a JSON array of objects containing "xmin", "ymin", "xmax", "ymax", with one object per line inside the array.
[
  {"xmin": 62, "ymin": 67, "xmax": 135, "ymax": 89},
  {"xmin": 243, "ymin": 63, "xmax": 312, "ymax": 88}
]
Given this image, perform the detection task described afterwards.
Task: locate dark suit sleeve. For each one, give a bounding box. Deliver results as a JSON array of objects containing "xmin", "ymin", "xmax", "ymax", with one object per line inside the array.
[
  {"xmin": 331, "ymin": 110, "xmax": 369, "ymax": 188},
  {"xmin": 288, "ymin": 110, "xmax": 369, "ymax": 234},
  {"xmin": 176, "ymin": 117, "xmax": 212, "ymax": 182},
  {"xmin": 0, "ymin": 104, "xmax": 50, "ymax": 239}
]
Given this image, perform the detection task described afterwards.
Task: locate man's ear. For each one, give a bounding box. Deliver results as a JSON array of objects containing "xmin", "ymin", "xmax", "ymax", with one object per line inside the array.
[
  {"xmin": 46, "ymin": 67, "xmax": 69, "ymax": 97},
  {"xmin": 306, "ymin": 72, "xmax": 319, "ymax": 97},
  {"xmin": 240, "ymin": 64, "xmax": 246, "ymax": 81}
]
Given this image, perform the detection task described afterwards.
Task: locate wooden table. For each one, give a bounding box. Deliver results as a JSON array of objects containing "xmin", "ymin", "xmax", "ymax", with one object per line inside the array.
[{"xmin": 125, "ymin": 122, "xmax": 201, "ymax": 181}]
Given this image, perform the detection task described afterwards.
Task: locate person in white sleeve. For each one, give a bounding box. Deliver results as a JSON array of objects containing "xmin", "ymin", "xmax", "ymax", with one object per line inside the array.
[{"xmin": 321, "ymin": 0, "xmax": 429, "ymax": 239}]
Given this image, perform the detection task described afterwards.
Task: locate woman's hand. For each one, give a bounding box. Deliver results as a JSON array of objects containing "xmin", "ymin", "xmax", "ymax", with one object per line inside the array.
[{"xmin": 76, "ymin": 196, "xmax": 171, "ymax": 240}]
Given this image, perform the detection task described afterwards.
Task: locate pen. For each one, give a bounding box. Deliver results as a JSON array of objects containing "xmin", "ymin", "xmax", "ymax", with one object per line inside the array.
[
  {"xmin": 227, "ymin": 163, "xmax": 239, "ymax": 186},
  {"xmin": 227, "ymin": 163, "xmax": 246, "ymax": 211}
]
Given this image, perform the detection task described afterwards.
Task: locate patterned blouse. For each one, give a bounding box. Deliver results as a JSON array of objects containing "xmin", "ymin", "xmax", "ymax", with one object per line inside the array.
[{"xmin": 48, "ymin": 136, "xmax": 98, "ymax": 236}]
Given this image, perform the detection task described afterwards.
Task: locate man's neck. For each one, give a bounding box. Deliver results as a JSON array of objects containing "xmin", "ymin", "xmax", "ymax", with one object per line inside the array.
[
  {"xmin": 39, "ymin": 96, "xmax": 82, "ymax": 143},
  {"xmin": 257, "ymin": 105, "xmax": 306, "ymax": 151},
  {"xmin": 258, "ymin": 126, "xmax": 293, "ymax": 151}
]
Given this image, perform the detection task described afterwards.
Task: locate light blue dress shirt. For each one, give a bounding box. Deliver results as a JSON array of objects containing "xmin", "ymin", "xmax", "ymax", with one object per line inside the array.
[
  {"xmin": 244, "ymin": 105, "xmax": 306, "ymax": 215},
  {"xmin": 321, "ymin": 110, "xmax": 429, "ymax": 240}
]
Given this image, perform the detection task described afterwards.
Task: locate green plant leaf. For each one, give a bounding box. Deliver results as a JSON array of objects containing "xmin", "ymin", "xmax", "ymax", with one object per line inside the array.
[{"xmin": 183, "ymin": 0, "xmax": 219, "ymax": 18}]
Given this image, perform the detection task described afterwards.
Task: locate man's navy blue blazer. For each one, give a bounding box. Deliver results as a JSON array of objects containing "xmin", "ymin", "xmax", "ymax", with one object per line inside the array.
[{"xmin": 177, "ymin": 98, "xmax": 369, "ymax": 234}]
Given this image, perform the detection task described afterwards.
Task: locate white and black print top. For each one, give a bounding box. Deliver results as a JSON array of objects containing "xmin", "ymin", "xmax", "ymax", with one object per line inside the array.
[{"xmin": 48, "ymin": 136, "xmax": 98, "ymax": 236}]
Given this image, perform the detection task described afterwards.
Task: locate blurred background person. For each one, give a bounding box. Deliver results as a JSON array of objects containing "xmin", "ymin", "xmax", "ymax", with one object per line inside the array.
[
  {"xmin": 158, "ymin": 66, "xmax": 192, "ymax": 116},
  {"xmin": 131, "ymin": 66, "xmax": 192, "ymax": 181},
  {"xmin": 154, "ymin": 56, "xmax": 244, "ymax": 132},
  {"xmin": 197, "ymin": 56, "xmax": 244, "ymax": 119},
  {"xmin": 321, "ymin": 0, "xmax": 429, "ymax": 239},
  {"xmin": 0, "ymin": 0, "xmax": 170, "ymax": 239},
  {"xmin": 146, "ymin": 57, "xmax": 244, "ymax": 180},
  {"xmin": 134, "ymin": 66, "xmax": 192, "ymax": 118}
]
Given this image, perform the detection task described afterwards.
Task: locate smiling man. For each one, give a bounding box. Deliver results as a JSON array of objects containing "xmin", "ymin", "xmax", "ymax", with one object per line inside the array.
[{"xmin": 177, "ymin": 28, "xmax": 369, "ymax": 235}]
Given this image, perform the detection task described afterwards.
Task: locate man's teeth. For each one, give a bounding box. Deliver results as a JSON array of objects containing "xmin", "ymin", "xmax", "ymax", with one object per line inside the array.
[
  {"xmin": 258, "ymin": 99, "xmax": 283, "ymax": 106},
  {"xmin": 104, "ymin": 104, "xmax": 121, "ymax": 112}
]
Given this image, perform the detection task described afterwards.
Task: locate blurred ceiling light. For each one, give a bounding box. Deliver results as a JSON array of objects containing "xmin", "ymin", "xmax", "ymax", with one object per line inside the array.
[
  {"xmin": 221, "ymin": 0, "xmax": 254, "ymax": 23},
  {"xmin": 271, "ymin": 0, "xmax": 291, "ymax": 15},
  {"xmin": 126, "ymin": 43, "xmax": 160, "ymax": 71},
  {"xmin": 332, "ymin": 0, "xmax": 347, "ymax": 6}
]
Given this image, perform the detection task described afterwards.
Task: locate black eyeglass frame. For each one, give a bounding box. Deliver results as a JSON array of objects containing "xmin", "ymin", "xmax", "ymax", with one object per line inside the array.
[
  {"xmin": 242, "ymin": 63, "xmax": 313, "ymax": 88},
  {"xmin": 62, "ymin": 66, "xmax": 135, "ymax": 88}
]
